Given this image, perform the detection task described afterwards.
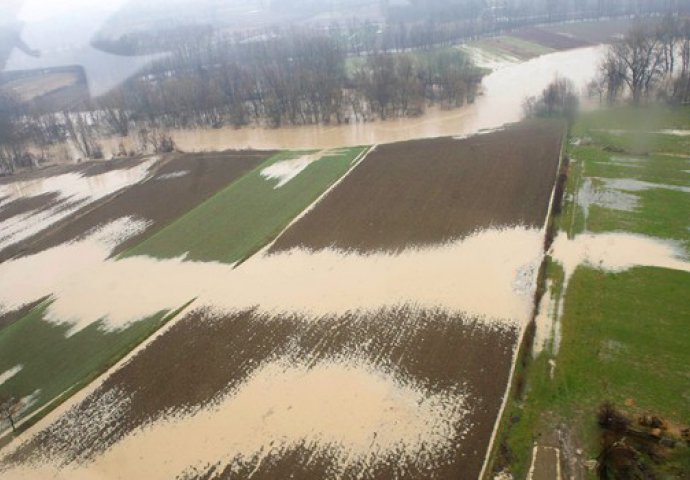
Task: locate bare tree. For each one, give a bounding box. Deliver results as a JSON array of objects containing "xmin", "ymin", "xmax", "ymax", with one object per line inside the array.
[
  {"xmin": 62, "ymin": 111, "xmax": 103, "ymax": 159},
  {"xmin": 0, "ymin": 395, "xmax": 21, "ymax": 434},
  {"xmin": 608, "ymin": 23, "xmax": 665, "ymax": 105},
  {"xmin": 523, "ymin": 76, "xmax": 579, "ymax": 120}
]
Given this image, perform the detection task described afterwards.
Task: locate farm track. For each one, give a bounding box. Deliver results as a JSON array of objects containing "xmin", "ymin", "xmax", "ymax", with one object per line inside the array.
[{"xmin": 270, "ymin": 120, "xmax": 565, "ymax": 254}]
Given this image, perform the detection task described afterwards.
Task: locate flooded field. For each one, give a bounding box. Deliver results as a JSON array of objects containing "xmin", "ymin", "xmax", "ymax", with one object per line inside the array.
[
  {"xmin": 513, "ymin": 104, "xmax": 690, "ymax": 480},
  {"xmin": 270, "ymin": 120, "xmax": 565, "ymax": 253},
  {"xmin": 0, "ymin": 151, "xmax": 272, "ymax": 262},
  {"xmin": 0, "ymin": 120, "xmax": 565, "ymax": 479},
  {"xmin": 0, "ymin": 158, "xmax": 157, "ymax": 257},
  {"xmin": 95, "ymin": 46, "xmax": 602, "ymax": 154}
]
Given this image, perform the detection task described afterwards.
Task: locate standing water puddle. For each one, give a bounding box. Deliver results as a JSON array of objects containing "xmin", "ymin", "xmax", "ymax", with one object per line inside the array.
[{"xmin": 536, "ymin": 232, "xmax": 690, "ymax": 356}]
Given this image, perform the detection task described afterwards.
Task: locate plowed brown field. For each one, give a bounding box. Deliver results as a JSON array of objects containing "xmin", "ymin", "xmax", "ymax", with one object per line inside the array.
[
  {"xmin": 271, "ymin": 120, "xmax": 565, "ymax": 254},
  {"xmin": 512, "ymin": 27, "xmax": 591, "ymax": 50},
  {"xmin": 8, "ymin": 307, "xmax": 517, "ymax": 479}
]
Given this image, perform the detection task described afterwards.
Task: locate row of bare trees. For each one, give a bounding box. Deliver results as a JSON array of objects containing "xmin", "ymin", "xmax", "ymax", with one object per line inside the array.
[
  {"xmin": 589, "ymin": 16, "xmax": 690, "ymax": 105},
  {"xmin": 94, "ymin": 34, "xmax": 483, "ymax": 132},
  {"xmin": 93, "ymin": 1, "xmax": 689, "ymax": 59}
]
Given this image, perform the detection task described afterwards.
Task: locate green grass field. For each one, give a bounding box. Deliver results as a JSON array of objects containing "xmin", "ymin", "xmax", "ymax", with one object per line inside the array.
[
  {"xmin": 495, "ymin": 106, "xmax": 690, "ymax": 478},
  {"xmin": 0, "ymin": 302, "xmax": 187, "ymax": 437},
  {"xmin": 123, "ymin": 147, "xmax": 368, "ymax": 264}
]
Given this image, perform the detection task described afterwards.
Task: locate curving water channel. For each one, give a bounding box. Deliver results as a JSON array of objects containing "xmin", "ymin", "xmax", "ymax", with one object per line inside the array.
[{"xmin": 96, "ymin": 46, "xmax": 605, "ymax": 154}]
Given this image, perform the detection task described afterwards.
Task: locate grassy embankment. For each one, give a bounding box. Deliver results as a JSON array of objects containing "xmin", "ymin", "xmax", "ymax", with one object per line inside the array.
[
  {"xmin": 0, "ymin": 301, "xmax": 192, "ymax": 446},
  {"xmin": 494, "ymin": 106, "xmax": 690, "ymax": 479},
  {"xmin": 124, "ymin": 146, "xmax": 368, "ymax": 264}
]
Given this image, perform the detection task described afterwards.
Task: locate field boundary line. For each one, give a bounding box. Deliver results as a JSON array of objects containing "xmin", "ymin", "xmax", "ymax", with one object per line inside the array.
[
  {"xmin": 479, "ymin": 123, "xmax": 566, "ymax": 480},
  {"xmin": 254, "ymin": 144, "xmax": 376, "ymax": 259},
  {"xmin": 541, "ymin": 125, "xmax": 568, "ymax": 230}
]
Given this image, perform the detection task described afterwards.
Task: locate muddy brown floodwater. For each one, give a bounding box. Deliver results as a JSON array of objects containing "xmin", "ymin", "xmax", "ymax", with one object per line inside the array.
[{"xmin": 98, "ymin": 46, "xmax": 603, "ymax": 154}]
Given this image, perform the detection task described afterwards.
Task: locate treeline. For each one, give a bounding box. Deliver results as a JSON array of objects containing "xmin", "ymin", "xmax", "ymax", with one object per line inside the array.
[
  {"xmin": 97, "ymin": 35, "xmax": 483, "ymax": 130},
  {"xmin": 0, "ymin": 34, "xmax": 482, "ymax": 173},
  {"xmin": 94, "ymin": 1, "xmax": 690, "ymax": 59},
  {"xmin": 589, "ymin": 16, "xmax": 690, "ymax": 105}
]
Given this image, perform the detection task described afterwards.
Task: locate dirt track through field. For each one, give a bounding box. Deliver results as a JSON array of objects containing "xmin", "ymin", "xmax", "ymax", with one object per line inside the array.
[{"xmin": 271, "ymin": 120, "xmax": 565, "ymax": 253}]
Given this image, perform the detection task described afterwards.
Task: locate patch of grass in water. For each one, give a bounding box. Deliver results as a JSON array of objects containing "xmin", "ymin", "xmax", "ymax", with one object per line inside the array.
[
  {"xmin": 123, "ymin": 147, "xmax": 368, "ymax": 264},
  {"xmin": 0, "ymin": 302, "xmax": 183, "ymax": 433}
]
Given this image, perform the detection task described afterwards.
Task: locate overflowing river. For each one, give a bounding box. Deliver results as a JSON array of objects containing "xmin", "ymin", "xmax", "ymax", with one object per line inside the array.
[{"xmin": 101, "ymin": 46, "xmax": 604, "ymax": 153}]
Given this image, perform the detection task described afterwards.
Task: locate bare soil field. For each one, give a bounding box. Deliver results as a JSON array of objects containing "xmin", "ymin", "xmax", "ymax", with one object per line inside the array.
[
  {"xmin": 512, "ymin": 27, "xmax": 590, "ymax": 50},
  {"xmin": 0, "ymin": 193, "xmax": 58, "ymax": 224},
  {"xmin": 0, "ymin": 67, "xmax": 90, "ymax": 111},
  {"xmin": 542, "ymin": 18, "xmax": 632, "ymax": 44},
  {"xmin": 0, "ymin": 151, "xmax": 271, "ymax": 260},
  {"xmin": 271, "ymin": 120, "xmax": 565, "ymax": 254},
  {"xmin": 5, "ymin": 306, "xmax": 517, "ymax": 479},
  {"xmin": 0, "ymin": 157, "xmax": 144, "ymax": 186}
]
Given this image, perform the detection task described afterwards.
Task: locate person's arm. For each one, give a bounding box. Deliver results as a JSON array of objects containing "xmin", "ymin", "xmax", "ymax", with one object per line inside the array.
[{"xmin": 15, "ymin": 35, "xmax": 41, "ymax": 58}]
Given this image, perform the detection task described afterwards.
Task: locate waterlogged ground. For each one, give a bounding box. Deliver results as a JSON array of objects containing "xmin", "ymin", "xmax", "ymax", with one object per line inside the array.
[
  {"xmin": 0, "ymin": 122, "xmax": 564, "ymax": 479},
  {"xmin": 499, "ymin": 106, "xmax": 690, "ymax": 479}
]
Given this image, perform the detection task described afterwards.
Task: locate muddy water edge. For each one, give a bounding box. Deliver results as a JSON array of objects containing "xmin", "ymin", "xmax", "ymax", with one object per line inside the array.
[
  {"xmin": 28, "ymin": 46, "xmax": 604, "ymax": 162},
  {"xmin": 483, "ymin": 130, "xmax": 570, "ymax": 479}
]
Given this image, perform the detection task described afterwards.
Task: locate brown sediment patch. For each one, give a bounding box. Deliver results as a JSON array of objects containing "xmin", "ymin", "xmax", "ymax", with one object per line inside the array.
[
  {"xmin": 0, "ymin": 194, "xmax": 59, "ymax": 224},
  {"xmin": 512, "ymin": 27, "xmax": 591, "ymax": 51},
  {"xmin": 0, "ymin": 159, "xmax": 159, "ymax": 258},
  {"xmin": 0, "ymin": 151, "xmax": 272, "ymax": 260},
  {"xmin": 3, "ymin": 307, "xmax": 517, "ymax": 479},
  {"xmin": 270, "ymin": 120, "xmax": 565, "ymax": 254}
]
